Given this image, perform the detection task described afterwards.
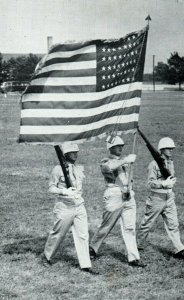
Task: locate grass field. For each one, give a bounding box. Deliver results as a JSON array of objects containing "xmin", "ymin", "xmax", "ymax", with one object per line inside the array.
[{"xmin": 0, "ymin": 91, "xmax": 184, "ymax": 300}]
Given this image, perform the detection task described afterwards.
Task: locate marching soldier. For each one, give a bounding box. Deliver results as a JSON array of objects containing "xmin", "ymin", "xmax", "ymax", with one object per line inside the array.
[
  {"xmin": 138, "ymin": 137, "xmax": 184, "ymax": 259},
  {"xmin": 89, "ymin": 136, "xmax": 145, "ymax": 267},
  {"xmin": 42, "ymin": 142, "xmax": 98, "ymax": 274}
]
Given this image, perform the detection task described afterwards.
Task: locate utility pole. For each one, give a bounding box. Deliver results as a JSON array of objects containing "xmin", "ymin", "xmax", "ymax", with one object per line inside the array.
[{"xmin": 153, "ymin": 55, "xmax": 155, "ymax": 92}]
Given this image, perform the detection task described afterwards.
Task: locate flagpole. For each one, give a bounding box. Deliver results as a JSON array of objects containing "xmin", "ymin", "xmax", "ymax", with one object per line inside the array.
[
  {"xmin": 127, "ymin": 16, "xmax": 151, "ymax": 194},
  {"xmin": 127, "ymin": 131, "xmax": 137, "ymax": 195}
]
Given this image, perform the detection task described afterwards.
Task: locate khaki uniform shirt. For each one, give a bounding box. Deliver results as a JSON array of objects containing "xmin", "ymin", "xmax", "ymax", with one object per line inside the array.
[
  {"xmin": 49, "ymin": 164, "xmax": 85, "ymax": 207},
  {"xmin": 147, "ymin": 157, "xmax": 175, "ymax": 194},
  {"xmin": 100, "ymin": 154, "xmax": 130, "ymax": 189},
  {"xmin": 100, "ymin": 154, "xmax": 131, "ymax": 211}
]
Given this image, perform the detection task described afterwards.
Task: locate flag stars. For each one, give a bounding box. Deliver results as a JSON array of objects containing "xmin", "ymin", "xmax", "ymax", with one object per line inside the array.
[{"xmin": 98, "ymin": 30, "xmax": 145, "ymax": 91}]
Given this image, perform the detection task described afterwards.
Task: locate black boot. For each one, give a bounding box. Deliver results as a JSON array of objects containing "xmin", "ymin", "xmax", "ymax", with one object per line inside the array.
[
  {"xmin": 89, "ymin": 246, "xmax": 97, "ymax": 260},
  {"xmin": 81, "ymin": 268, "xmax": 99, "ymax": 275},
  {"xmin": 128, "ymin": 260, "xmax": 146, "ymax": 268}
]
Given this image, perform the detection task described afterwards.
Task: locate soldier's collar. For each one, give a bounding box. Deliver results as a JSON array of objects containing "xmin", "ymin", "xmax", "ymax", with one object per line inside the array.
[
  {"xmin": 109, "ymin": 154, "xmax": 121, "ymax": 159},
  {"xmin": 161, "ymin": 154, "xmax": 173, "ymax": 161}
]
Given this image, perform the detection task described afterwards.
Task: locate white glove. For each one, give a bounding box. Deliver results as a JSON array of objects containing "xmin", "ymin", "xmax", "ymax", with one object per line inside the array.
[
  {"xmin": 125, "ymin": 154, "xmax": 136, "ymax": 164},
  {"xmin": 162, "ymin": 176, "xmax": 176, "ymax": 189},
  {"xmin": 130, "ymin": 190, "xmax": 135, "ymax": 198},
  {"xmin": 63, "ymin": 187, "xmax": 77, "ymax": 196}
]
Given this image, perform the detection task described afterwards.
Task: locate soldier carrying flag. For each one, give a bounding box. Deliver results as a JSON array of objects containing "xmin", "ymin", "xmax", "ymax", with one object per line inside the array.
[
  {"xmin": 137, "ymin": 136, "xmax": 184, "ymax": 259},
  {"xmin": 89, "ymin": 135, "xmax": 146, "ymax": 267}
]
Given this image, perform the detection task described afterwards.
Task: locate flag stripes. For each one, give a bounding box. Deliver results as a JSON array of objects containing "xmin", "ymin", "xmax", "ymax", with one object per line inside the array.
[
  {"xmin": 19, "ymin": 27, "xmax": 148, "ymax": 143},
  {"xmin": 25, "ymin": 85, "xmax": 96, "ymax": 94},
  {"xmin": 22, "ymin": 82, "xmax": 142, "ymax": 101},
  {"xmin": 36, "ymin": 60, "xmax": 96, "ymax": 74},
  {"xmin": 43, "ymin": 53, "xmax": 96, "ymax": 66},
  {"xmin": 33, "ymin": 69, "xmax": 96, "ymax": 79},
  {"xmin": 22, "ymin": 90, "xmax": 141, "ymax": 110},
  {"xmin": 20, "ymin": 114, "xmax": 139, "ymax": 134},
  {"xmin": 30, "ymin": 76, "xmax": 96, "ymax": 86},
  {"xmin": 19, "ymin": 121, "xmax": 138, "ymax": 143},
  {"xmin": 21, "ymin": 98, "xmax": 140, "ymax": 118}
]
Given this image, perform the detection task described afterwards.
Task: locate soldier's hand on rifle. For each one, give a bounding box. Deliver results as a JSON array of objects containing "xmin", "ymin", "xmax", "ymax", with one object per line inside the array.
[
  {"xmin": 130, "ymin": 190, "xmax": 135, "ymax": 197},
  {"xmin": 162, "ymin": 176, "xmax": 176, "ymax": 189},
  {"xmin": 64, "ymin": 187, "xmax": 77, "ymax": 196},
  {"xmin": 125, "ymin": 154, "xmax": 136, "ymax": 164}
]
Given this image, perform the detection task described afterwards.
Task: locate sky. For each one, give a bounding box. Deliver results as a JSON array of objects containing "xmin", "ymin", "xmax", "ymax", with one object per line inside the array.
[{"xmin": 1, "ymin": 0, "xmax": 184, "ymax": 72}]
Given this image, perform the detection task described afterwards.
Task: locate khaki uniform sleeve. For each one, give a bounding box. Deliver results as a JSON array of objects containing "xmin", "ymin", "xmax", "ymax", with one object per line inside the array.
[
  {"xmin": 100, "ymin": 157, "xmax": 126, "ymax": 172},
  {"xmin": 49, "ymin": 166, "xmax": 65, "ymax": 188},
  {"xmin": 74, "ymin": 165, "xmax": 85, "ymax": 193},
  {"xmin": 147, "ymin": 161, "xmax": 163, "ymax": 190}
]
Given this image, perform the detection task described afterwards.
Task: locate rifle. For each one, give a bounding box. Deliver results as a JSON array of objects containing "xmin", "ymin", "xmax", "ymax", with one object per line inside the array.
[
  {"xmin": 54, "ymin": 145, "xmax": 73, "ymax": 188},
  {"xmin": 137, "ymin": 128, "xmax": 171, "ymax": 179}
]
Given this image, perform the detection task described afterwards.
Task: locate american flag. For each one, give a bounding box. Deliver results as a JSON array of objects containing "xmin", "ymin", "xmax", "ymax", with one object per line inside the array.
[{"xmin": 19, "ymin": 26, "xmax": 148, "ymax": 143}]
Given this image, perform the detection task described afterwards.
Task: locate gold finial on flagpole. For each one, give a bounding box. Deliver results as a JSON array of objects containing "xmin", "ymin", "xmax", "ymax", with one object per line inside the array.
[{"xmin": 145, "ymin": 15, "xmax": 151, "ymax": 28}]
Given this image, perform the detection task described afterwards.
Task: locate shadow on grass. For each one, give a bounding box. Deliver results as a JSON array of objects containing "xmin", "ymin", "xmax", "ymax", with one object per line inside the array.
[
  {"xmin": 89, "ymin": 228, "xmax": 127, "ymax": 263},
  {"xmin": 101, "ymin": 243, "xmax": 127, "ymax": 263},
  {"xmin": 0, "ymin": 289, "xmax": 18, "ymax": 299},
  {"xmin": 1, "ymin": 235, "xmax": 79, "ymax": 267},
  {"xmin": 2, "ymin": 235, "xmax": 47, "ymax": 256},
  {"xmin": 149, "ymin": 243, "xmax": 173, "ymax": 260}
]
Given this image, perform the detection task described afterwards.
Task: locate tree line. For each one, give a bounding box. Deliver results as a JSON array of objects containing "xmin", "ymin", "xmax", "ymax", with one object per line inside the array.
[
  {"xmin": 0, "ymin": 53, "xmax": 41, "ymax": 84},
  {"xmin": 0, "ymin": 51, "xmax": 184, "ymax": 90}
]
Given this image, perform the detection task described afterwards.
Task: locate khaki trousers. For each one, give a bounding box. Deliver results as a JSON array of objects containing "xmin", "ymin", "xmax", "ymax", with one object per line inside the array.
[
  {"xmin": 90, "ymin": 197, "xmax": 140, "ymax": 262},
  {"xmin": 44, "ymin": 202, "xmax": 91, "ymax": 268},
  {"xmin": 138, "ymin": 191, "xmax": 184, "ymax": 253}
]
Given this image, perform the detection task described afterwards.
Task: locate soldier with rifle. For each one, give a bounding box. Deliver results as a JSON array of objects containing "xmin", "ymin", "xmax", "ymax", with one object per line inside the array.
[
  {"xmin": 42, "ymin": 142, "xmax": 98, "ymax": 274},
  {"xmin": 89, "ymin": 136, "xmax": 146, "ymax": 267},
  {"xmin": 137, "ymin": 133, "xmax": 184, "ymax": 259}
]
